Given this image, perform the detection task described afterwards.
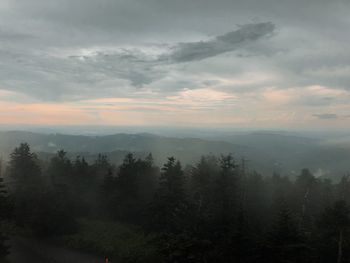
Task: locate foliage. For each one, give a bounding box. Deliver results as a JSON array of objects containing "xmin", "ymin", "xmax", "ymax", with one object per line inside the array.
[
  {"xmin": 64, "ymin": 219, "xmax": 162, "ymax": 263},
  {"xmin": 4, "ymin": 142, "xmax": 350, "ymax": 262},
  {"xmin": 0, "ymin": 177, "xmax": 11, "ymax": 258}
]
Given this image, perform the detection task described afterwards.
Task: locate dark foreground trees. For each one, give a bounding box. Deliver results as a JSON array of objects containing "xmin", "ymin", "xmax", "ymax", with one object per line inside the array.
[
  {"xmin": 317, "ymin": 200, "xmax": 350, "ymax": 263},
  {"xmin": 3, "ymin": 143, "xmax": 350, "ymax": 262},
  {"xmin": 0, "ymin": 176, "xmax": 11, "ymax": 258}
]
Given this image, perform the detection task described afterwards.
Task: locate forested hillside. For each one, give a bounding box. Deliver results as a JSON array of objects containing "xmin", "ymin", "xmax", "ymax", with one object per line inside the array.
[
  {"xmin": 1, "ymin": 131, "xmax": 350, "ymax": 178},
  {"xmin": 1, "ymin": 143, "xmax": 350, "ymax": 262}
]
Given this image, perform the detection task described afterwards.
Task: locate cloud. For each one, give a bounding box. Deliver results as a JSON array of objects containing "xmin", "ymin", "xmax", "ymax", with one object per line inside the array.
[
  {"xmin": 161, "ymin": 22, "xmax": 275, "ymax": 63},
  {"xmin": 0, "ymin": 22, "xmax": 275, "ymax": 100},
  {"xmin": 313, "ymin": 114, "xmax": 338, "ymax": 120},
  {"xmin": 0, "ymin": 0, "xmax": 350, "ymax": 128},
  {"xmin": 63, "ymin": 22, "xmax": 275, "ymax": 90}
]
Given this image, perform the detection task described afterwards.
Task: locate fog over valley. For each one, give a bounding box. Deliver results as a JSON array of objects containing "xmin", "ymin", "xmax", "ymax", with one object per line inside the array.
[{"xmin": 1, "ymin": 129, "xmax": 350, "ymax": 179}]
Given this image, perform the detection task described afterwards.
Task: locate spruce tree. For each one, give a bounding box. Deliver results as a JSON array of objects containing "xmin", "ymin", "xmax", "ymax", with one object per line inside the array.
[
  {"xmin": 267, "ymin": 200, "xmax": 307, "ymax": 263},
  {"xmin": 8, "ymin": 143, "xmax": 43, "ymax": 226},
  {"xmin": 151, "ymin": 157, "xmax": 187, "ymax": 233},
  {"xmin": 0, "ymin": 176, "xmax": 10, "ymax": 258},
  {"xmin": 319, "ymin": 200, "xmax": 350, "ymax": 263},
  {"xmin": 8, "ymin": 143, "xmax": 42, "ymax": 193}
]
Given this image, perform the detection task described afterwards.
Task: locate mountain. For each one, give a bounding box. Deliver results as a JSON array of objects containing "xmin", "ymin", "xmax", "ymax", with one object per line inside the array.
[
  {"xmin": 0, "ymin": 130, "xmax": 245, "ymax": 166},
  {"xmin": 0, "ymin": 130, "xmax": 349, "ymax": 178},
  {"xmin": 220, "ymin": 132, "xmax": 350, "ymax": 178}
]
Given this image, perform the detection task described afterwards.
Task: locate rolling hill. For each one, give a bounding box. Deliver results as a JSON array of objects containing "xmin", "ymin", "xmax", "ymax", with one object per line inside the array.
[{"xmin": 0, "ymin": 130, "xmax": 349, "ymax": 178}]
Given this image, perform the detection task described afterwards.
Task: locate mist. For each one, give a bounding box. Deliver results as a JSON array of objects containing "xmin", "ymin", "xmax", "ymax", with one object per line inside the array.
[{"xmin": 1, "ymin": 0, "xmax": 350, "ymax": 262}]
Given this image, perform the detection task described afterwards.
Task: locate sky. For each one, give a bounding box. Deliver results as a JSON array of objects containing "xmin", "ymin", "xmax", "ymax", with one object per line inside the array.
[{"xmin": 0, "ymin": 0, "xmax": 349, "ymax": 130}]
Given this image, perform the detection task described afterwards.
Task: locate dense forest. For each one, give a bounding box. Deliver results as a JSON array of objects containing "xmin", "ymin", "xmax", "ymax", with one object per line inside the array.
[{"xmin": 1, "ymin": 143, "xmax": 350, "ymax": 262}]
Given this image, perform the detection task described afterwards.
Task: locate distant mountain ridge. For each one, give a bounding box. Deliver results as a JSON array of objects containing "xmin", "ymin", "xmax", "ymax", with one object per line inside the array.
[
  {"xmin": 0, "ymin": 130, "xmax": 349, "ymax": 178},
  {"xmin": 0, "ymin": 130, "xmax": 245, "ymax": 166},
  {"xmin": 0, "ymin": 130, "xmax": 242, "ymax": 152}
]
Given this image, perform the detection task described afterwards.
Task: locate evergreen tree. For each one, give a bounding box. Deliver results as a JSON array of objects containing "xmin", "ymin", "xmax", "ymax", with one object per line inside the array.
[
  {"xmin": 72, "ymin": 156, "xmax": 97, "ymax": 214},
  {"xmin": 93, "ymin": 154, "xmax": 113, "ymax": 183},
  {"xmin": 151, "ymin": 157, "xmax": 187, "ymax": 233},
  {"xmin": 191, "ymin": 155, "xmax": 219, "ymax": 213},
  {"xmin": 48, "ymin": 150, "xmax": 72, "ymax": 190},
  {"xmin": 110, "ymin": 153, "xmax": 158, "ymax": 222},
  {"xmin": 212, "ymin": 155, "xmax": 238, "ymax": 234},
  {"xmin": 135, "ymin": 154, "xmax": 159, "ymax": 211},
  {"xmin": 114, "ymin": 153, "xmax": 139, "ymax": 221},
  {"xmin": 0, "ymin": 176, "xmax": 10, "ymax": 258},
  {"xmin": 294, "ymin": 169, "xmax": 316, "ymax": 219},
  {"xmin": 266, "ymin": 200, "xmax": 306, "ymax": 263},
  {"xmin": 30, "ymin": 190, "xmax": 78, "ymax": 237},
  {"xmin": 7, "ymin": 143, "xmax": 43, "ymax": 226},
  {"xmin": 100, "ymin": 167, "xmax": 116, "ymax": 218},
  {"xmin": 318, "ymin": 200, "xmax": 350, "ymax": 263},
  {"xmin": 7, "ymin": 143, "xmax": 42, "ymax": 193}
]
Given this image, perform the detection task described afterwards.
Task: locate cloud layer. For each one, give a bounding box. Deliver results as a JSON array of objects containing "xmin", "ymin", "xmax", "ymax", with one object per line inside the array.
[
  {"xmin": 0, "ymin": 0, "xmax": 349, "ymax": 128},
  {"xmin": 163, "ymin": 22, "xmax": 275, "ymax": 63}
]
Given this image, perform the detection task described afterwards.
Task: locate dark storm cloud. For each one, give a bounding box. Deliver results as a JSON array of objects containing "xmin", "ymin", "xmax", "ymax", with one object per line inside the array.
[
  {"xmin": 161, "ymin": 22, "xmax": 275, "ymax": 63},
  {"xmin": 63, "ymin": 22, "xmax": 275, "ymax": 89},
  {"xmin": 0, "ymin": 21, "xmax": 274, "ymax": 100},
  {"xmin": 313, "ymin": 114, "xmax": 338, "ymax": 120}
]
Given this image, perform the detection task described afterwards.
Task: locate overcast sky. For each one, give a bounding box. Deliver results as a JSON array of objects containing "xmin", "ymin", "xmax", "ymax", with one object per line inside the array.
[{"xmin": 0, "ymin": 0, "xmax": 349, "ymax": 129}]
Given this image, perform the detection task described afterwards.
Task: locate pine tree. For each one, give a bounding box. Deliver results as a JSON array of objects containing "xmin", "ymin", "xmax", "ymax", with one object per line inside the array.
[
  {"xmin": 191, "ymin": 155, "xmax": 219, "ymax": 213},
  {"xmin": 8, "ymin": 143, "xmax": 42, "ymax": 193},
  {"xmin": 266, "ymin": 200, "xmax": 307, "ymax": 263},
  {"xmin": 212, "ymin": 155, "xmax": 238, "ymax": 233},
  {"xmin": 114, "ymin": 153, "xmax": 140, "ymax": 221},
  {"xmin": 93, "ymin": 154, "xmax": 112, "ymax": 182},
  {"xmin": 48, "ymin": 150, "xmax": 73, "ymax": 190},
  {"xmin": 8, "ymin": 143, "xmax": 43, "ymax": 226},
  {"xmin": 319, "ymin": 200, "xmax": 350, "ymax": 263},
  {"xmin": 112, "ymin": 153, "xmax": 158, "ymax": 223},
  {"xmin": 151, "ymin": 157, "xmax": 187, "ymax": 233},
  {"xmin": 100, "ymin": 167, "xmax": 116, "ymax": 218},
  {"xmin": 0, "ymin": 176, "xmax": 10, "ymax": 258}
]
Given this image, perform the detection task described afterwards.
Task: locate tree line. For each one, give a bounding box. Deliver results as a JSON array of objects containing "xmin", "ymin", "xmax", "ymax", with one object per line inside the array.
[{"xmin": 1, "ymin": 142, "xmax": 350, "ymax": 262}]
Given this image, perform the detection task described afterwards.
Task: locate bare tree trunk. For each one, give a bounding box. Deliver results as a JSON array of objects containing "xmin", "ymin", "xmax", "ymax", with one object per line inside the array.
[{"xmin": 337, "ymin": 228, "xmax": 343, "ymax": 263}]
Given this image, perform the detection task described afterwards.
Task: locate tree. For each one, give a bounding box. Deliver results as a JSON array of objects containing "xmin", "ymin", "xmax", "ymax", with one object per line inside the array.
[
  {"xmin": 266, "ymin": 199, "xmax": 306, "ymax": 263},
  {"xmin": 7, "ymin": 143, "xmax": 42, "ymax": 193},
  {"xmin": 151, "ymin": 157, "xmax": 187, "ymax": 233},
  {"xmin": 29, "ymin": 190, "xmax": 78, "ymax": 237},
  {"xmin": 93, "ymin": 154, "xmax": 113, "ymax": 183},
  {"xmin": 319, "ymin": 200, "xmax": 350, "ymax": 263},
  {"xmin": 115, "ymin": 153, "xmax": 139, "ymax": 221},
  {"xmin": 0, "ymin": 176, "xmax": 10, "ymax": 258},
  {"xmin": 105, "ymin": 153, "xmax": 158, "ymax": 223},
  {"xmin": 295, "ymin": 169, "xmax": 316, "ymax": 219},
  {"xmin": 135, "ymin": 154, "xmax": 159, "ymax": 211},
  {"xmin": 99, "ymin": 167, "xmax": 116, "ymax": 218},
  {"xmin": 71, "ymin": 156, "xmax": 97, "ymax": 215},
  {"xmin": 191, "ymin": 155, "xmax": 219, "ymax": 213},
  {"xmin": 48, "ymin": 150, "xmax": 73, "ymax": 190},
  {"xmin": 114, "ymin": 153, "xmax": 140, "ymax": 221},
  {"xmin": 7, "ymin": 143, "xmax": 43, "ymax": 226},
  {"xmin": 212, "ymin": 155, "xmax": 238, "ymax": 232}
]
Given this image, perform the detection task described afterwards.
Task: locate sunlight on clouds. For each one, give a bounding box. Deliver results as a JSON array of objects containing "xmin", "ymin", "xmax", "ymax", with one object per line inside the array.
[
  {"xmin": 262, "ymin": 88, "xmax": 295, "ymax": 104},
  {"xmin": 1, "ymin": 85, "xmax": 350, "ymax": 128},
  {"xmin": 216, "ymin": 72, "xmax": 278, "ymax": 86},
  {"xmin": 306, "ymin": 85, "xmax": 348, "ymax": 96},
  {"xmin": 262, "ymin": 86, "xmax": 350, "ymax": 106},
  {"xmin": 167, "ymin": 88, "xmax": 237, "ymax": 103},
  {"xmin": 0, "ymin": 101, "xmax": 96, "ymax": 125}
]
